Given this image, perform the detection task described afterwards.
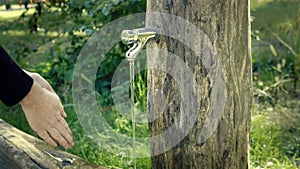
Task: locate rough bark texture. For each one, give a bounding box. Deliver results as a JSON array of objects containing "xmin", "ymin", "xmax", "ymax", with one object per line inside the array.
[
  {"xmin": 147, "ymin": 0, "xmax": 252, "ymax": 169},
  {"xmin": 0, "ymin": 118, "xmax": 108, "ymax": 169}
]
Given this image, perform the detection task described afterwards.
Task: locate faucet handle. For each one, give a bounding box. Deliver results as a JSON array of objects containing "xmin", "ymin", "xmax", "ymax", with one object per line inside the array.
[
  {"xmin": 121, "ymin": 30, "xmax": 139, "ymax": 45},
  {"xmin": 121, "ymin": 28, "xmax": 158, "ymax": 45}
]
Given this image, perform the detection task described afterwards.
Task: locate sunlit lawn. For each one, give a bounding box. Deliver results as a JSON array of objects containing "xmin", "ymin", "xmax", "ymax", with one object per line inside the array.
[{"xmin": 250, "ymin": 0, "xmax": 300, "ymax": 168}]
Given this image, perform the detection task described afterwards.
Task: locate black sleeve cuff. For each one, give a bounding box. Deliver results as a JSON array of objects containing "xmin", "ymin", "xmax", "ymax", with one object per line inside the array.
[{"xmin": 0, "ymin": 45, "xmax": 34, "ymax": 106}]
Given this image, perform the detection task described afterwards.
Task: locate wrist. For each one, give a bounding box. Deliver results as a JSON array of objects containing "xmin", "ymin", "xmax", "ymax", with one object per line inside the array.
[
  {"xmin": 20, "ymin": 81, "xmax": 43, "ymax": 107},
  {"xmin": 23, "ymin": 70, "xmax": 36, "ymax": 78}
]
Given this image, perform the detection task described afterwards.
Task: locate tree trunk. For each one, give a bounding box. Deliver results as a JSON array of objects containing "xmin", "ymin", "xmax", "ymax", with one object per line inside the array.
[{"xmin": 147, "ymin": 0, "xmax": 252, "ymax": 168}]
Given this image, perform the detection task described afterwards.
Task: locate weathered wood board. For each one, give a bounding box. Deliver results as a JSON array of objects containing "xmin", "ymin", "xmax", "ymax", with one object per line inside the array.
[{"xmin": 0, "ymin": 118, "xmax": 109, "ymax": 169}]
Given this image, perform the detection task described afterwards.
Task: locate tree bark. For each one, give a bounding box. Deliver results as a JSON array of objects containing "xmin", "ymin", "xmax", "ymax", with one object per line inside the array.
[{"xmin": 147, "ymin": 0, "xmax": 252, "ymax": 168}]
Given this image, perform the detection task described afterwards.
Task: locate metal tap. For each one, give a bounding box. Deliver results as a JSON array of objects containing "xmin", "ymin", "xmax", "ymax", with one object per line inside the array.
[{"xmin": 121, "ymin": 28, "xmax": 158, "ymax": 61}]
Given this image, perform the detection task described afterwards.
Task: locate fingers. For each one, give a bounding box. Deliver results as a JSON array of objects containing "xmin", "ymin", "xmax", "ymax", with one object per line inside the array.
[
  {"xmin": 47, "ymin": 128, "xmax": 71, "ymax": 149},
  {"xmin": 37, "ymin": 115, "xmax": 73, "ymax": 149},
  {"xmin": 60, "ymin": 110, "xmax": 67, "ymax": 118},
  {"xmin": 39, "ymin": 126, "xmax": 73, "ymax": 149},
  {"xmin": 53, "ymin": 116, "xmax": 74, "ymax": 148},
  {"xmin": 57, "ymin": 105, "xmax": 67, "ymax": 118},
  {"xmin": 46, "ymin": 95, "xmax": 73, "ymax": 148},
  {"xmin": 59, "ymin": 117, "xmax": 72, "ymax": 136},
  {"xmin": 57, "ymin": 118, "xmax": 73, "ymax": 143},
  {"xmin": 57, "ymin": 101, "xmax": 67, "ymax": 118},
  {"xmin": 37, "ymin": 130, "xmax": 57, "ymax": 147}
]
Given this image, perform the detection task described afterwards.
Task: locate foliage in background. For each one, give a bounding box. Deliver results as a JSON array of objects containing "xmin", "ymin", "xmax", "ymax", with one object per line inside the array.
[
  {"xmin": 251, "ymin": 0, "xmax": 300, "ymax": 102},
  {"xmin": 0, "ymin": 0, "xmax": 149, "ymax": 168}
]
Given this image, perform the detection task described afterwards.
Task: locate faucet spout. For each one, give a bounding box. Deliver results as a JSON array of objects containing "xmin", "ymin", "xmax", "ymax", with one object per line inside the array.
[
  {"xmin": 121, "ymin": 28, "xmax": 158, "ymax": 61},
  {"xmin": 126, "ymin": 41, "xmax": 142, "ymax": 62}
]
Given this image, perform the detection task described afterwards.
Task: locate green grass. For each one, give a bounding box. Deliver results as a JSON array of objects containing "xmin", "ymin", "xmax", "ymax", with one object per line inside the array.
[
  {"xmin": 250, "ymin": 100, "xmax": 300, "ymax": 169},
  {"xmin": 250, "ymin": 0, "xmax": 300, "ymax": 168},
  {"xmin": 0, "ymin": 6, "xmax": 35, "ymax": 20}
]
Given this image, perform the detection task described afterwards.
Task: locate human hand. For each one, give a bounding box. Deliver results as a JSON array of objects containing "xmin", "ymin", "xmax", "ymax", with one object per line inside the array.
[
  {"xmin": 24, "ymin": 70, "xmax": 54, "ymax": 92},
  {"xmin": 23, "ymin": 71, "xmax": 67, "ymax": 118},
  {"xmin": 20, "ymin": 81, "xmax": 74, "ymax": 149}
]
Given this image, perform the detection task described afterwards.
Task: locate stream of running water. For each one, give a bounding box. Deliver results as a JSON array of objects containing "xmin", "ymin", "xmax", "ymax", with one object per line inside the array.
[{"xmin": 129, "ymin": 60, "xmax": 136, "ymax": 169}]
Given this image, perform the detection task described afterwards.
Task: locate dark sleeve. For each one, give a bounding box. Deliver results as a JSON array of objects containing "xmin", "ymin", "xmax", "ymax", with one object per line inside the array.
[{"xmin": 0, "ymin": 45, "xmax": 33, "ymax": 106}]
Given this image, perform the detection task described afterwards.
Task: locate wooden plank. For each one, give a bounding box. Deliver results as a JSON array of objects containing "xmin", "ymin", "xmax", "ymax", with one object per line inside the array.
[{"xmin": 0, "ymin": 118, "xmax": 109, "ymax": 169}]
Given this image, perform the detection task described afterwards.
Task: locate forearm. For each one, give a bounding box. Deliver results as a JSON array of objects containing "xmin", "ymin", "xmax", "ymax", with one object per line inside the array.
[{"xmin": 0, "ymin": 45, "xmax": 33, "ymax": 106}]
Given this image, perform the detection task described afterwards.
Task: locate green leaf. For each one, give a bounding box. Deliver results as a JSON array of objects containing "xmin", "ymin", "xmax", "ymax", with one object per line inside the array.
[
  {"xmin": 101, "ymin": 6, "xmax": 110, "ymax": 16},
  {"xmin": 84, "ymin": 29, "xmax": 94, "ymax": 36},
  {"xmin": 269, "ymin": 44, "xmax": 278, "ymax": 57}
]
